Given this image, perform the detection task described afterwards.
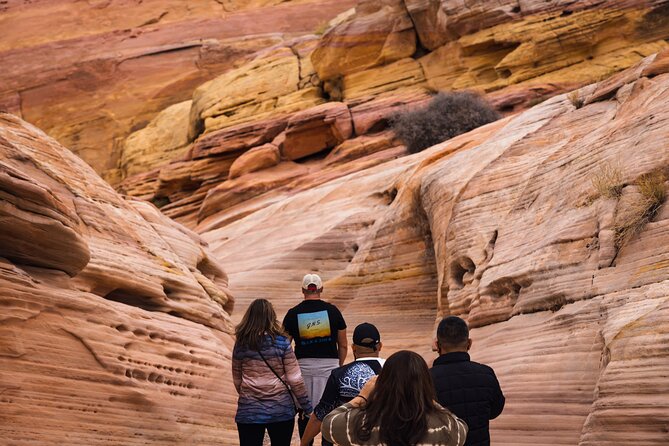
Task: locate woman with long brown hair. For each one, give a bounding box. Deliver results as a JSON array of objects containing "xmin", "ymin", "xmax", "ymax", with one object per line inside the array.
[
  {"xmin": 322, "ymin": 350, "xmax": 467, "ymax": 446},
  {"xmin": 233, "ymin": 298, "xmax": 313, "ymax": 446}
]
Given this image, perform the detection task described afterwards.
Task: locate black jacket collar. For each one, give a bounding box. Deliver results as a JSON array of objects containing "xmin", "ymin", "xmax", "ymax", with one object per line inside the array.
[{"xmin": 433, "ymin": 351, "xmax": 471, "ymax": 366}]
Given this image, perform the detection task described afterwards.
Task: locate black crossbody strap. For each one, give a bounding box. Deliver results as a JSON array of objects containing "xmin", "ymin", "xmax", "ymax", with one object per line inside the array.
[{"xmin": 258, "ymin": 349, "xmax": 299, "ymax": 411}]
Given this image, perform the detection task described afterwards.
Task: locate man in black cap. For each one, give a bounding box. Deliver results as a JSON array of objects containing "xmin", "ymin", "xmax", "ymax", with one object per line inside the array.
[
  {"xmin": 299, "ymin": 322, "xmax": 384, "ymax": 446},
  {"xmin": 431, "ymin": 316, "xmax": 505, "ymax": 446}
]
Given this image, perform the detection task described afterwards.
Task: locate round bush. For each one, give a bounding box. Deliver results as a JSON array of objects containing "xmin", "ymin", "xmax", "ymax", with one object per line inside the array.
[{"xmin": 391, "ymin": 91, "xmax": 500, "ymax": 154}]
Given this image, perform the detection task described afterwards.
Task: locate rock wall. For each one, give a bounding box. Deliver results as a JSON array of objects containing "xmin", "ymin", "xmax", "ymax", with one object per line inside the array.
[
  {"xmin": 200, "ymin": 53, "xmax": 669, "ymax": 444},
  {"xmin": 0, "ymin": 0, "xmax": 357, "ymax": 181},
  {"xmin": 4, "ymin": 1, "xmax": 669, "ymax": 445},
  {"xmin": 0, "ymin": 113, "xmax": 238, "ymax": 444},
  {"xmin": 118, "ymin": 0, "xmax": 669, "ymax": 232}
]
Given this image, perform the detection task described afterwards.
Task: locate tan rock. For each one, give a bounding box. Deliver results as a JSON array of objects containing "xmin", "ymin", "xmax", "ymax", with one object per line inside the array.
[
  {"xmin": 342, "ymin": 58, "xmax": 428, "ymax": 100},
  {"xmin": 120, "ymin": 101, "xmax": 192, "ymax": 179},
  {"xmin": 189, "ymin": 47, "xmax": 300, "ymax": 138},
  {"xmin": 282, "ymin": 102, "xmax": 353, "ymax": 161},
  {"xmin": 311, "ymin": 0, "xmax": 417, "ymax": 81},
  {"xmin": 189, "ymin": 44, "xmax": 329, "ymax": 140},
  {"xmin": 0, "ymin": 0, "xmax": 357, "ymax": 178},
  {"xmin": 0, "ymin": 112, "xmax": 238, "ymax": 444},
  {"xmin": 228, "ymin": 143, "xmax": 281, "ymax": 179}
]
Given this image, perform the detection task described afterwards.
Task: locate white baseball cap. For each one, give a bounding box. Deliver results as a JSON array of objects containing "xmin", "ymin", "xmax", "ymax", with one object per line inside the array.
[{"xmin": 302, "ymin": 273, "xmax": 323, "ymax": 291}]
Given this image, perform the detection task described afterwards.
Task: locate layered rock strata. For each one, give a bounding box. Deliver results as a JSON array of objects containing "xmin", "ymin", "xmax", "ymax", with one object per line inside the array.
[
  {"xmin": 119, "ymin": 0, "xmax": 669, "ymax": 231},
  {"xmin": 201, "ymin": 53, "xmax": 669, "ymax": 444},
  {"xmin": 0, "ymin": 0, "xmax": 358, "ymax": 181},
  {"xmin": 0, "ymin": 113, "xmax": 238, "ymax": 444}
]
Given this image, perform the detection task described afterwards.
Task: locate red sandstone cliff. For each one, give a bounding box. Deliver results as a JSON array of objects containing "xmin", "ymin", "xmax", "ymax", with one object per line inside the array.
[
  {"xmin": 0, "ymin": 0, "xmax": 357, "ymax": 181},
  {"xmin": 0, "ymin": 112, "xmax": 238, "ymax": 444},
  {"xmin": 201, "ymin": 51, "xmax": 669, "ymax": 445},
  {"xmin": 3, "ymin": 1, "xmax": 669, "ymax": 445}
]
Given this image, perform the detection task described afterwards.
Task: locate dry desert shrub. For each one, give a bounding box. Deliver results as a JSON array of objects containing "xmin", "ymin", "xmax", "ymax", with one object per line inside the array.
[
  {"xmin": 592, "ymin": 162, "xmax": 624, "ymax": 199},
  {"xmin": 390, "ymin": 91, "xmax": 500, "ymax": 154},
  {"xmin": 614, "ymin": 170, "xmax": 667, "ymax": 249},
  {"xmin": 567, "ymin": 90, "xmax": 584, "ymax": 109}
]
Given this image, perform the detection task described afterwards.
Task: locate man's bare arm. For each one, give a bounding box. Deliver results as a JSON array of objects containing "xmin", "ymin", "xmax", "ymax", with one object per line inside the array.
[
  {"xmin": 337, "ymin": 329, "xmax": 348, "ymax": 366},
  {"xmin": 300, "ymin": 415, "xmax": 322, "ymax": 446}
]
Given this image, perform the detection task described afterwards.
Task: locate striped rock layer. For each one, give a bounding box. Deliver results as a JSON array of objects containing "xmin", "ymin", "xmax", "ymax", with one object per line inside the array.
[
  {"xmin": 0, "ymin": 113, "xmax": 238, "ymax": 444},
  {"xmin": 117, "ymin": 0, "xmax": 669, "ymax": 232},
  {"xmin": 202, "ymin": 53, "xmax": 669, "ymax": 445},
  {"xmin": 0, "ymin": 0, "xmax": 358, "ymax": 181}
]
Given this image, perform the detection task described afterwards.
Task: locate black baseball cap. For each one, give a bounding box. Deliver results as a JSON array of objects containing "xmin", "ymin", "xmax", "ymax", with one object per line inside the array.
[{"xmin": 353, "ymin": 322, "xmax": 381, "ymax": 349}]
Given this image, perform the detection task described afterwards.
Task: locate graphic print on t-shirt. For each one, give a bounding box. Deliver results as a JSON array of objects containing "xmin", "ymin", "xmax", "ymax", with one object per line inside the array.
[
  {"xmin": 297, "ymin": 310, "xmax": 331, "ymax": 341},
  {"xmin": 339, "ymin": 363, "xmax": 376, "ymax": 398}
]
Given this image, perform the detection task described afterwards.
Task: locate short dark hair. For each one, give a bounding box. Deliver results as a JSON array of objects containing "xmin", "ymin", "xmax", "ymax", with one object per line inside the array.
[{"xmin": 437, "ymin": 316, "xmax": 469, "ymax": 346}]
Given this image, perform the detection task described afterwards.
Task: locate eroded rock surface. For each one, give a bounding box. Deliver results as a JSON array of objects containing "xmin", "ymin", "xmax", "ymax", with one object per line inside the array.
[
  {"xmin": 118, "ymin": 0, "xmax": 669, "ymax": 232},
  {"xmin": 200, "ymin": 54, "xmax": 669, "ymax": 445},
  {"xmin": 0, "ymin": 0, "xmax": 358, "ymax": 180},
  {"xmin": 0, "ymin": 113, "xmax": 238, "ymax": 444}
]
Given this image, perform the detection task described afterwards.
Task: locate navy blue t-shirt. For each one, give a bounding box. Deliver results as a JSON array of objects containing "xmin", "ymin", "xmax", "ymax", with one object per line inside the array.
[
  {"xmin": 313, "ymin": 358, "xmax": 384, "ymax": 421},
  {"xmin": 282, "ymin": 300, "xmax": 346, "ymax": 359}
]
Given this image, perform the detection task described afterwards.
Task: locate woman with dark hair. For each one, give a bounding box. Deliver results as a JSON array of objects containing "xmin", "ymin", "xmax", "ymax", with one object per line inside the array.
[
  {"xmin": 322, "ymin": 350, "xmax": 467, "ymax": 446},
  {"xmin": 233, "ymin": 298, "xmax": 313, "ymax": 446}
]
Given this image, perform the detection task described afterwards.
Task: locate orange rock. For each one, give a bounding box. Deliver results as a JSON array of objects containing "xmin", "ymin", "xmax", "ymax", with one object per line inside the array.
[
  {"xmin": 0, "ymin": 112, "xmax": 238, "ymax": 444},
  {"xmin": 191, "ymin": 116, "xmax": 288, "ymax": 159},
  {"xmin": 311, "ymin": 0, "xmax": 417, "ymax": 81},
  {"xmin": 228, "ymin": 143, "xmax": 281, "ymax": 179},
  {"xmin": 348, "ymin": 90, "xmax": 431, "ymax": 134},
  {"xmin": 282, "ymin": 102, "xmax": 353, "ymax": 161}
]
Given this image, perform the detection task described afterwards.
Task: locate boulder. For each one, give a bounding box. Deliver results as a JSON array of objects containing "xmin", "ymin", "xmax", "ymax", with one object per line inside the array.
[
  {"xmin": 311, "ymin": 0, "xmax": 417, "ymax": 81},
  {"xmin": 282, "ymin": 102, "xmax": 353, "ymax": 160},
  {"xmin": 228, "ymin": 144, "xmax": 281, "ymax": 179},
  {"xmin": 119, "ymin": 101, "xmax": 192, "ymax": 179}
]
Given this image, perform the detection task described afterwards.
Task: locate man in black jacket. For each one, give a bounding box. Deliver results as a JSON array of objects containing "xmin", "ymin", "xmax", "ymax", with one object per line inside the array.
[{"xmin": 431, "ymin": 316, "xmax": 505, "ymax": 446}]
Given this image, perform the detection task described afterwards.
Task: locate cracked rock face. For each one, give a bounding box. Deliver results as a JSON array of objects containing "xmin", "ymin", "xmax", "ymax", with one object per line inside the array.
[{"xmin": 0, "ymin": 113, "xmax": 238, "ymax": 444}]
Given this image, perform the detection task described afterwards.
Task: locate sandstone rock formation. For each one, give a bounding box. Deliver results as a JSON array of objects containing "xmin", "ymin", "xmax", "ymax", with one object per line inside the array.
[
  {"xmin": 314, "ymin": 0, "xmax": 669, "ymax": 106},
  {"xmin": 199, "ymin": 53, "xmax": 669, "ymax": 444},
  {"xmin": 5, "ymin": 1, "xmax": 669, "ymax": 444},
  {"xmin": 117, "ymin": 34, "xmax": 413, "ymax": 227},
  {"xmin": 0, "ymin": 113, "xmax": 238, "ymax": 444},
  {"xmin": 117, "ymin": 0, "xmax": 669, "ymax": 235},
  {"xmin": 0, "ymin": 0, "xmax": 358, "ymax": 181}
]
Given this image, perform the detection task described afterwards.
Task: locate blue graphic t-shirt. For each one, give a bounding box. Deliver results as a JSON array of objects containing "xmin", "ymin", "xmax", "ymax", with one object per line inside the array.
[{"xmin": 282, "ymin": 299, "xmax": 346, "ymax": 359}]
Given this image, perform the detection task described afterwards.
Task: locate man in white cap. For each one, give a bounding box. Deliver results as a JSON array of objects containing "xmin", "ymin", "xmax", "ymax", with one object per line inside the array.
[{"xmin": 283, "ymin": 273, "xmax": 347, "ymax": 446}]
